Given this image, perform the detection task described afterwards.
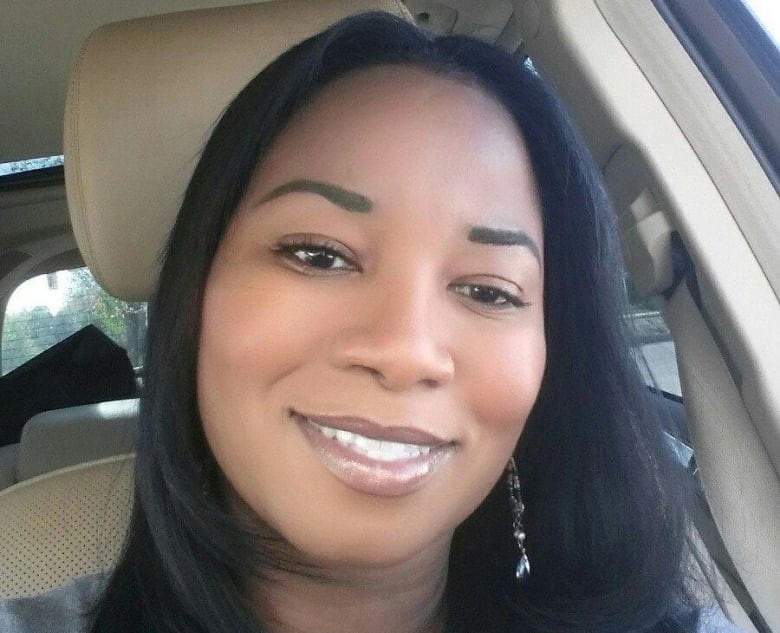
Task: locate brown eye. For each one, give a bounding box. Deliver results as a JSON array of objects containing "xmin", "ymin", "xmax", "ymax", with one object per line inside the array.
[
  {"xmin": 452, "ymin": 283, "xmax": 527, "ymax": 309},
  {"xmin": 293, "ymin": 246, "xmax": 343, "ymax": 269},
  {"xmin": 275, "ymin": 239, "xmax": 357, "ymax": 273}
]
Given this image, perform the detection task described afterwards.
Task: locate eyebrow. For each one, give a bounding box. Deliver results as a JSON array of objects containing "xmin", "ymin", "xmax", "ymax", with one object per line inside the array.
[
  {"xmin": 257, "ymin": 180, "xmax": 541, "ymax": 264},
  {"xmin": 467, "ymin": 225, "xmax": 542, "ymax": 265},
  {"xmin": 257, "ymin": 179, "xmax": 373, "ymax": 212}
]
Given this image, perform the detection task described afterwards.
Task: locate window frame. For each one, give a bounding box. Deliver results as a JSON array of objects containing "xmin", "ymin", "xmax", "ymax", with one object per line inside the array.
[{"xmin": 652, "ymin": 0, "xmax": 780, "ymax": 191}]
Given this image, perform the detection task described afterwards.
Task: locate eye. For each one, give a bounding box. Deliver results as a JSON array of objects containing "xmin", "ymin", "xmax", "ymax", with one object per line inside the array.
[
  {"xmin": 274, "ymin": 237, "xmax": 358, "ymax": 273},
  {"xmin": 451, "ymin": 283, "xmax": 529, "ymax": 309}
]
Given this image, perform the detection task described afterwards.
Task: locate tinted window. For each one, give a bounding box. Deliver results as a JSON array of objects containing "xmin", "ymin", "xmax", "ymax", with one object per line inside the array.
[{"xmin": 2, "ymin": 267, "xmax": 147, "ymax": 374}]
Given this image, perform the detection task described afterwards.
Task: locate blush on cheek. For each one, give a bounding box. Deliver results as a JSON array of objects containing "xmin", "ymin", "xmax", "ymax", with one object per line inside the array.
[{"xmin": 467, "ymin": 334, "xmax": 546, "ymax": 435}]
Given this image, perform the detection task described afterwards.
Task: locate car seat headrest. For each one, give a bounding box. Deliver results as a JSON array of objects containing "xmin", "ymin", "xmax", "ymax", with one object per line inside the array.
[{"xmin": 64, "ymin": 0, "xmax": 410, "ymax": 301}]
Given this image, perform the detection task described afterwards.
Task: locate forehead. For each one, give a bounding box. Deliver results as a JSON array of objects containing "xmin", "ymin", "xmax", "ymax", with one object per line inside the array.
[{"xmin": 245, "ymin": 65, "xmax": 542, "ymax": 239}]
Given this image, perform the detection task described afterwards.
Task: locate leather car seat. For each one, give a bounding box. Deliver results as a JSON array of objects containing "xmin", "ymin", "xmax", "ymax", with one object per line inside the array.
[{"xmin": 0, "ymin": 399, "xmax": 137, "ymax": 491}]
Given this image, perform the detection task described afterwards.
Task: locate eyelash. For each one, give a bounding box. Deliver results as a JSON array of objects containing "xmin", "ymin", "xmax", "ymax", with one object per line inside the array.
[
  {"xmin": 274, "ymin": 237, "xmax": 358, "ymax": 273},
  {"xmin": 273, "ymin": 237, "xmax": 529, "ymax": 310},
  {"xmin": 451, "ymin": 284, "xmax": 529, "ymax": 309}
]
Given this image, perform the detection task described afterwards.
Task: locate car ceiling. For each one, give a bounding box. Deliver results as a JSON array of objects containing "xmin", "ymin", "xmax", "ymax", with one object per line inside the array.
[{"xmin": 1, "ymin": 0, "xmax": 521, "ymax": 165}]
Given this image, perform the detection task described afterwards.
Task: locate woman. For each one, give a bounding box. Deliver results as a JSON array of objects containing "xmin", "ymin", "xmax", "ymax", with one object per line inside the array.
[{"xmin": 1, "ymin": 10, "xmax": 735, "ymax": 633}]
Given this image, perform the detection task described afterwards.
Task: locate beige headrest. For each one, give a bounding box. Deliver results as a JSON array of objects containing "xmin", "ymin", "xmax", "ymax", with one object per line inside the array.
[{"xmin": 64, "ymin": 0, "xmax": 410, "ymax": 301}]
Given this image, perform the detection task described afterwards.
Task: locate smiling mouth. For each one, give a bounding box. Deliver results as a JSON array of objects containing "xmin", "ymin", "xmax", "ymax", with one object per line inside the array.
[
  {"xmin": 312, "ymin": 422, "xmax": 433, "ymax": 460},
  {"xmin": 290, "ymin": 410, "xmax": 455, "ymax": 497}
]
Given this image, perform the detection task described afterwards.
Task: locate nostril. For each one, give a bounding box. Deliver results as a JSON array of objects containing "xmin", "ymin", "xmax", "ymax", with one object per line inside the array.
[{"xmin": 330, "ymin": 320, "xmax": 455, "ymax": 390}]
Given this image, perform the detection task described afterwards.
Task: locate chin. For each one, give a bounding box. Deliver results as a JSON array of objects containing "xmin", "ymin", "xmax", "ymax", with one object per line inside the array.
[{"xmin": 281, "ymin": 520, "xmax": 451, "ymax": 571}]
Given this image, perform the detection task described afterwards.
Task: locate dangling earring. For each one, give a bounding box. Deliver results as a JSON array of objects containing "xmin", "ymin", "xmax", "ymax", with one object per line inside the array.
[{"xmin": 506, "ymin": 457, "xmax": 530, "ymax": 582}]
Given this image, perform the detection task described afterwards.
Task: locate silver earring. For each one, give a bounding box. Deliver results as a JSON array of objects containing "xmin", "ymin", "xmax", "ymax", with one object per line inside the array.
[{"xmin": 506, "ymin": 457, "xmax": 530, "ymax": 582}]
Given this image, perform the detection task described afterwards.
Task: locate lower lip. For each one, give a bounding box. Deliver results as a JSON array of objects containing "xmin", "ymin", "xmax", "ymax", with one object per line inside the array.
[{"xmin": 294, "ymin": 415, "xmax": 454, "ymax": 497}]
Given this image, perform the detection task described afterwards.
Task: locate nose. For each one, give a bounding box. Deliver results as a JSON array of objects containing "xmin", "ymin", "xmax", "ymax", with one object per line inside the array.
[{"xmin": 331, "ymin": 280, "xmax": 455, "ymax": 391}]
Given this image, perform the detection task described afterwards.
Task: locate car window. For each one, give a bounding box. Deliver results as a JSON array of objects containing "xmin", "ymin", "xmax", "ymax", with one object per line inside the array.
[
  {"xmin": 1, "ymin": 267, "xmax": 147, "ymax": 375},
  {"xmin": 742, "ymin": 0, "xmax": 779, "ymax": 46},
  {"xmin": 626, "ymin": 277, "xmax": 681, "ymax": 397},
  {"xmin": 0, "ymin": 155, "xmax": 63, "ymax": 177}
]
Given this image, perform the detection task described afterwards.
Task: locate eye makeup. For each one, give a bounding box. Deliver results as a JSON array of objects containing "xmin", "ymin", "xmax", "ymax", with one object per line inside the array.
[
  {"xmin": 258, "ymin": 179, "xmax": 373, "ymax": 213},
  {"xmin": 467, "ymin": 225, "xmax": 541, "ymax": 268},
  {"xmin": 451, "ymin": 283, "xmax": 529, "ymax": 309},
  {"xmin": 273, "ymin": 236, "xmax": 359, "ymax": 273},
  {"xmin": 272, "ymin": 234, "xmax": 530, "ymax": 312}
]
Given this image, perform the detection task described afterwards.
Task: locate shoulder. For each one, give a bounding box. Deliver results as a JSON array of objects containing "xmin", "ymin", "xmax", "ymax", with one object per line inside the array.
[{"xmin": 0, "ymin": 572, "xmax": 107, "ymax": 633}]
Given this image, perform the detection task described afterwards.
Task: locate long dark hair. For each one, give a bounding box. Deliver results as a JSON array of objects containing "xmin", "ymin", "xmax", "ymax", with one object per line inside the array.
[{"xmin": 90, "ymin": 11, "xmax": 700, "ymax": 633}]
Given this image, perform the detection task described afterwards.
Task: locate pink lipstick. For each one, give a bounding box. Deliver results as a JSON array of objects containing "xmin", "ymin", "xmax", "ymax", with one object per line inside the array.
[{"xmin": 291, "ymin": 410, "xmax": 455, "ymax": 497}]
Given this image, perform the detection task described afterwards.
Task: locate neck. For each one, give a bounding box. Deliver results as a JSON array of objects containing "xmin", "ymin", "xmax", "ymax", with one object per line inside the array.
[{"xmin": 252, "ymin": 538, "xmax": 451, "ymax": 633}]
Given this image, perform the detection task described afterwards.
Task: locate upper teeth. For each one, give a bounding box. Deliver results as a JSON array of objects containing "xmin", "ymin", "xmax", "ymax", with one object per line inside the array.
[{"xmin": 310, "ymin": 421, "xmax": 432, "ymax": 461}]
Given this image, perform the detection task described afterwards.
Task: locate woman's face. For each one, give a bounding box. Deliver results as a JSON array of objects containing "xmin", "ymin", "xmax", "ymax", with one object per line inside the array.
[{"xmin": 198, "ymin": 66, "xmax": 546, "ymax": 567}]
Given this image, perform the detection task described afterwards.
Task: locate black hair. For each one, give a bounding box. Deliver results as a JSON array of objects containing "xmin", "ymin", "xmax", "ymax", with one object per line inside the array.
[{"xmin": 90, "ymin": 11, "xmax": 701, "ymax": 633}]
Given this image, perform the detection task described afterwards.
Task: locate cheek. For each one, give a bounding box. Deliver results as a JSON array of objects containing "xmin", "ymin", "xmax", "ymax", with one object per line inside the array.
[
  {"xmin": 460, "ymin": 321, "xmax": 546, "ymax": 439},
  {"xmin": 447, "ymin": 322, "xmax": 545, "ymax": 520},
  {"xmin": 198, "ymin": 274, "xmax": 328, "ymax": 384},
  {"xmin": 196, "ymin": 270, "xmax": 354, "ymax": 461},
  {"xmin": 196, "ymin": 275, "xmax": 308, "ymax": 455}
]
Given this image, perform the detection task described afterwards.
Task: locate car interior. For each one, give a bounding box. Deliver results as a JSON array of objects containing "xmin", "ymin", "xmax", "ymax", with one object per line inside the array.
[{"xmin": 0, "ymin": 0, "xmax": 777, "ymax": 630}]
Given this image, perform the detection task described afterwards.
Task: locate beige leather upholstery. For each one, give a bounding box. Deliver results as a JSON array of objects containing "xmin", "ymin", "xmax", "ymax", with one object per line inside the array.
[
  {"xmin": 688, "ymin": 529, "xmax": 760, "ymax": 633},
  {"xmin": 0, "ymin": 399, "xmax": 138, "ymax": 491},
  {"xmin": 64, "ymin": 0, "xmax": 411, "ymax": 301},
  {"xmin": 667, "ymin": 283, "xmax": 780, "ymax": 632},
  {"xmin": 17, "ymin": 399, "xmax": 138, "ymax": 481},
  {"xmin": 0, "ymin": 454, "xmax": 134, "ymax": 599}
]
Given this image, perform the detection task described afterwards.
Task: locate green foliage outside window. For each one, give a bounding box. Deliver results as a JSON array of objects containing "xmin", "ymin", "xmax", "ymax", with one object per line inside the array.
[{"xmin": 1, "ymin": 268, "xmax": 146, "ymax": 374}]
